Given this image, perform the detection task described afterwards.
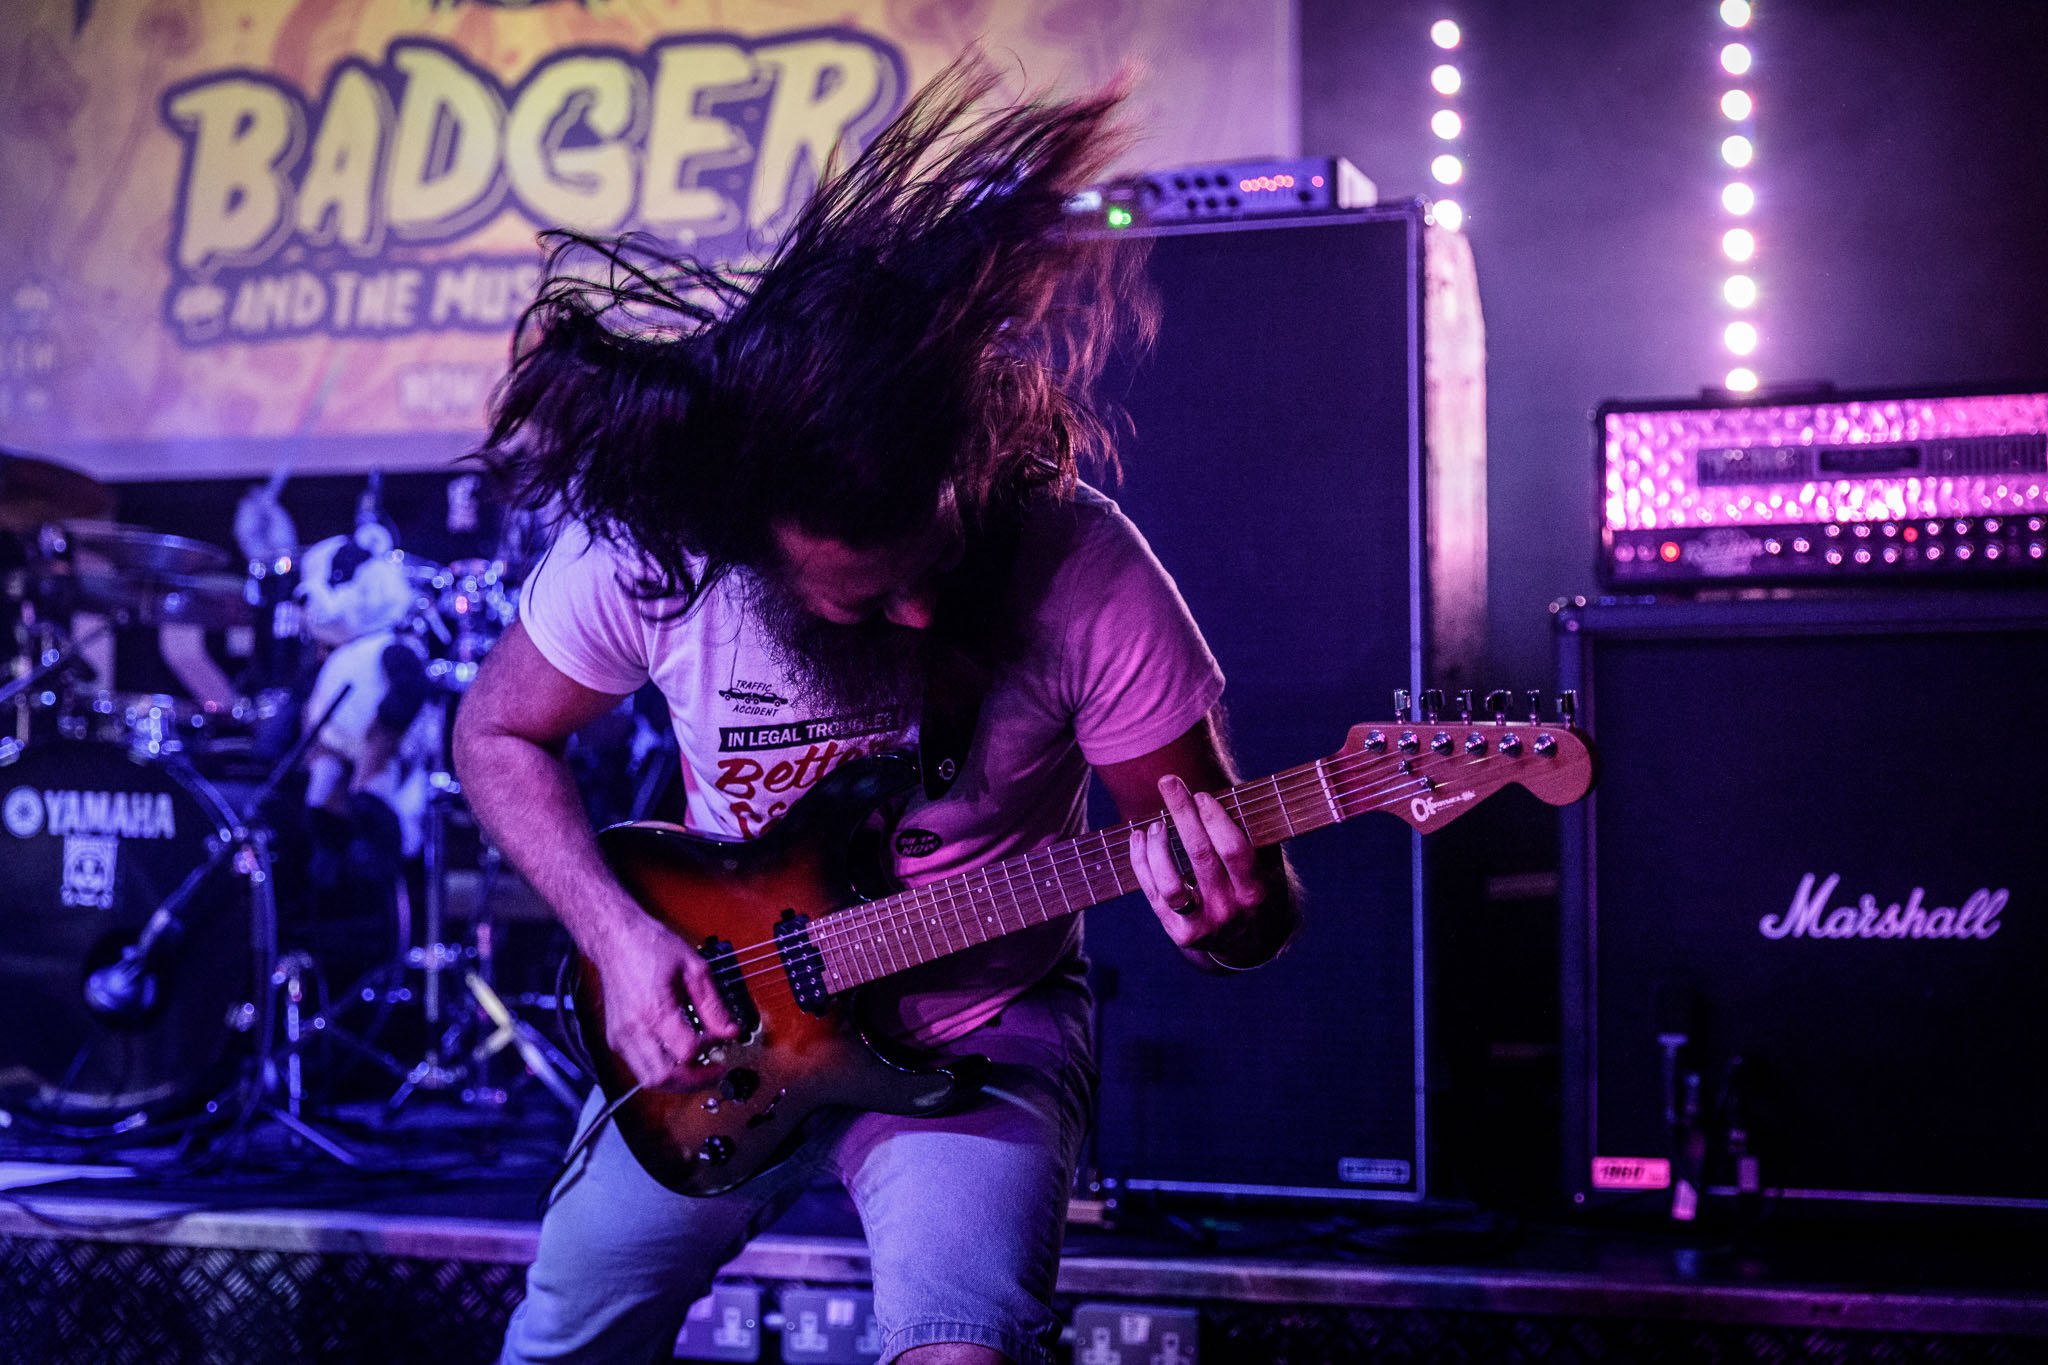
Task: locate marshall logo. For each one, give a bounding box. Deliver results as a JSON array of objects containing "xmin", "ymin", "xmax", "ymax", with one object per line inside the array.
[
  {"xmin": 1759, "ymin": 872, "xmax": 2007, "ymax": 942},
  {"xmin": 5, "ymin": 788, "xmax": 178, "ymax": 841},
  {"xmin": 1408, "ymin": 789, "xmax": 1476, "ymax": 824}
]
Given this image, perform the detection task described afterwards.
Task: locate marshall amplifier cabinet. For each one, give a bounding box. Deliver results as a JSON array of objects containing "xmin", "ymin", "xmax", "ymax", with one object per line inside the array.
[
  {"xmin": 1557, "ymin": 589, "xmax": 2048, "ymax": 1214},
  {"xmin": 1598, "ymin": 384, "xmax": 2048, "ymax": 588}
]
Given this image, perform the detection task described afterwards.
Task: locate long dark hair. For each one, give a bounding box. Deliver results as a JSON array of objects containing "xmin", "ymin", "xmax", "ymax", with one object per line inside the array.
[{"xmin": 480, "ymin": 50, "xmax": 1157, "ymax": 613}]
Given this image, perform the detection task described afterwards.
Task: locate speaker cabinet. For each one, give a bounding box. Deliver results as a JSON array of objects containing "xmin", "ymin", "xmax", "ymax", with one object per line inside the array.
[
  {"xmin": 1558, "ymin": 589, "xmax": 2048, "ymax": 1212},
  {"xmin": 1081, "ymin": 202, "xmax": 1485, "ymax": 1201}
]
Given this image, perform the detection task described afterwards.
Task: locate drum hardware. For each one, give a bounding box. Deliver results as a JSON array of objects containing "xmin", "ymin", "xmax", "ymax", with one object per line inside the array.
[
  {"xmin": 0, "ymin": 614, "xmax": 117, "ymax": 713},
  {"xmin": 383, "ymin": 776, "xmax": 584, "ymax": 1116},
  {"xmin": 256, "ymin": 949, "xmax": 366, "ymax": 1168},
  {"xmin": 80, "ymin": 685, "xmax": 349, "ymax": 1030},
  {"xmin": 0, "ymin": 683, "xmax": 391, "ymax": 1171}
]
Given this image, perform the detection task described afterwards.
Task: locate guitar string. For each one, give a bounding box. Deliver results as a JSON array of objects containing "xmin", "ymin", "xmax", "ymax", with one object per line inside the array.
[
  {"xmin": 727, "ymin": 731, "xmax": 1556, "ymax": 983},
  {"xmin": 700, "ymin": 742, "xmax": 1528, "ymax": 997},
  {"xmin": 682, "ymin": 742, "xmax": 1546, "ymax": 1013},
  {"xmin": 693, "ymin": 744, "xmax": 1426, "ymax": 987},
  {"xmin": 688, "ymin": 762, "xmax": 1442, "ymax": 1026}
]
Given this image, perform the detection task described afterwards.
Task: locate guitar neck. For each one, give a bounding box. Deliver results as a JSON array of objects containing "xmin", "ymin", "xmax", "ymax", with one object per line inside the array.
[{"xmin": 815, "ymin": 751, "xmax": 1387, "ymax": 993}]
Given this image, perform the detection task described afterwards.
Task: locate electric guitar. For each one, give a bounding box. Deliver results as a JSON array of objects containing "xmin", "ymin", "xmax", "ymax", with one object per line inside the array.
[{"xmin": 578, "ymin": 705, "xmax": 1594, "ymax": 1195}]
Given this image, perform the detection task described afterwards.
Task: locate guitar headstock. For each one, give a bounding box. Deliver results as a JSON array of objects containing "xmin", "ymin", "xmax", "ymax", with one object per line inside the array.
[{"xmin": 1334, "ymin": 689, "xmax": 1594, "ymax": 833}]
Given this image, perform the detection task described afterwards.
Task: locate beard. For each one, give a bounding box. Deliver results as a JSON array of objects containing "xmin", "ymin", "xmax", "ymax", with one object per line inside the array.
[{"xmin": 744, "ymin": 572, "xmax": 931, "ymax": 717}]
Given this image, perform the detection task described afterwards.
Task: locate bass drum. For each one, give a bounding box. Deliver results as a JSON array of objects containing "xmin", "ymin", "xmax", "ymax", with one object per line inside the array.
[{"xmin": 0, "ymin": 740, "xmax": 261, "ymax": 1126}]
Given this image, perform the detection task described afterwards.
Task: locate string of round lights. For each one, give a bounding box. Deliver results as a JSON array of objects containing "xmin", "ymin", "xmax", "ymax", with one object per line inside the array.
[
  {"xmin": 1718, "ymin": 0, "xmax": 1760, "ymax": 392},
  {"xmin": 1429, "ymin": 18, "xmax": 1465, "ymax": 232}
]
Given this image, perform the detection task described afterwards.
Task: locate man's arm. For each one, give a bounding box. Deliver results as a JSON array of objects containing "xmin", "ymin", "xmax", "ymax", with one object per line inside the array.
[
  {"xmin": 453, "ymin": 621, "xmax": 738, "ymax": 1087},
  {"xmin": 1096, "ymin": 707, "xmax": 1301, "ymax": 972}
]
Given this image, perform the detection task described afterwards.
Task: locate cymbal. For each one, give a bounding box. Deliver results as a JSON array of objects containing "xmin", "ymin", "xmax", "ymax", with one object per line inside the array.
[
  {"xmin": 43, "ymin": 565, "xmax": 253, "ymax": 630},
  {"xmin": 43, "ymin": 520, "xmax": 231, "ymax": 577},
  {"xmin": 0, "ymin": 447, "xmax": 113, "ymax": 532}
]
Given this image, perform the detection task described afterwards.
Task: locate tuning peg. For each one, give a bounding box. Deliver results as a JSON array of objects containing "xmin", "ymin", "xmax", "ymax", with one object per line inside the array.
[
  {"xmin": 1456, "ymin": 689, "xmax": 1475, "ymax": 722},
  {"xmin": 1423, "ymin": 689, "xmax": 1445, "ymax": 722},
  {"xmin": 1393, "ymin": 688, "xmax": 1412, "ymax": 721},
  {"xmin": 1557, "ymin": 690, "xmax": 1578, "ymax": 725},
  {"xmin": 1525, "ymin": 689, "xmax": 1543, "ymax": 724},
  {"xmin": 1485, "ymin": 689, "xmax": 1513, "ymax": 723}
]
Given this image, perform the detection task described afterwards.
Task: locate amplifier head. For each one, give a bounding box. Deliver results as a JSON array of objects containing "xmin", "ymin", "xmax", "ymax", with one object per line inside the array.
[{"xmin": 1597, "ymin": 384, "xmax": 2048, "ymax": 588}]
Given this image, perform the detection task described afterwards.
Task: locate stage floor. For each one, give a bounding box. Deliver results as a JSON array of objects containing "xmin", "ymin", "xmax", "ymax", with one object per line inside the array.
[{"xmin": 2, "ymin": 1097, "xmax": 2045, "ymax": 1363}]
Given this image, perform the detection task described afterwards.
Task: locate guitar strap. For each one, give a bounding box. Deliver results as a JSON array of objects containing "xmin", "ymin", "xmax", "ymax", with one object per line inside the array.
[
  {"xmin": 917, "ymin": 668, "xmax": 985, "ymax": 800},
  {"xmin": 915, "ymin": 504, "xmax": 1022, "ymax": 801}
]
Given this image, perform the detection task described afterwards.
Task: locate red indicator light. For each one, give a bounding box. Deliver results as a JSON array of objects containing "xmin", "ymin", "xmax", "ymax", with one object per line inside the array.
[
  {"xmin": 1903, "ymin": 526, "xmax": 1918, "ymax": 542},
  {"xmin": 1312, "ymin": 175, "xmax": 1325, "ymax": 187},
  {"xmin": 1659, "ymin": 541, "xmax": 1681, "ymax": 563}
]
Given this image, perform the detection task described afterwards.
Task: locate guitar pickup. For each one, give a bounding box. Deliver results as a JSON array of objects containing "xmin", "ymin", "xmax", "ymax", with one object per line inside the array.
[
  {"xmin": 774, "ymin": 910, "xmax": 832, "ymax": 1015},
  {"xmin": 698, "ymin": 935, "xmax": 761, "ymax": 1038}
]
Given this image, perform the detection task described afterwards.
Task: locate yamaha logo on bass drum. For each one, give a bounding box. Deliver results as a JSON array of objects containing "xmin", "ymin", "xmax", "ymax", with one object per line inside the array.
[{"xmin": 3, "ymin": 787, "xmax": 180, "ymax": 841}]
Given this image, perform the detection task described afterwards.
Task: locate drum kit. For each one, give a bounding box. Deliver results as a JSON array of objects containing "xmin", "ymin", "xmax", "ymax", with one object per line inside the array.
[{"xmin": 0, "ymin": 447, "xmax": 580, "ymax": 1165}]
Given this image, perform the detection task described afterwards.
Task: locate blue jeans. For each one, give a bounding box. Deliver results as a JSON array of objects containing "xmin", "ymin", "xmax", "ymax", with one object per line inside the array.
[{"xmin": 500, "ymin": 960, "xmax": 1095, "ymax": 1365}]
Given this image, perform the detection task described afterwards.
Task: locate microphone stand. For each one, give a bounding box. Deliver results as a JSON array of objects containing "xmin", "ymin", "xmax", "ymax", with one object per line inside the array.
[
  {"xmin": 80, "ymin": 685, "xmax": 380, "ymax": 1170},
  {"xmin": 84, "ymin": 685, "xmax": 352, "ymax": 1024}
]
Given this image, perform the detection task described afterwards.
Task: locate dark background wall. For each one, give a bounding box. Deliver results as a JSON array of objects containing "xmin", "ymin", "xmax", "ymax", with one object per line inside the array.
[
  {"xmin": 1303, "ymin": 0, "xmax": 2048, "ymax": 685},
  {"xmin": 1298, "ymin": 0, "xmax": 2048, "ymax": 1207}
]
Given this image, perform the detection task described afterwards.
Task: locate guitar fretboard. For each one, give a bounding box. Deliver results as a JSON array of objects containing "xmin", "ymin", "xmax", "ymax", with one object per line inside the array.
[{"xmin": 813, "ymin": 750, "xmax": 1417, "ymax": 991}]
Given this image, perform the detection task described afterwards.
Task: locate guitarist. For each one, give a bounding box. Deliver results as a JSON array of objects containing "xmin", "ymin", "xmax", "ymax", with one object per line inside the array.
[{"xmin": 459, "ymin": 54, "xmax": 1300, "ymax": 1365}]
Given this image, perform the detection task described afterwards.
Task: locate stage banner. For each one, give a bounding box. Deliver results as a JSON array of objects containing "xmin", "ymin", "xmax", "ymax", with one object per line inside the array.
[{"xmin": 0, "ymin": 0, "xmax": 1296, "ymax": 481}]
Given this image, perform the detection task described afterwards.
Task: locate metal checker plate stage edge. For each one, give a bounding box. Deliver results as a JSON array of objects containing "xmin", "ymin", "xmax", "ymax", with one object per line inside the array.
[{"xmin": 1597, "ymin": 385, "xmax": 2048, "ymax": 586}]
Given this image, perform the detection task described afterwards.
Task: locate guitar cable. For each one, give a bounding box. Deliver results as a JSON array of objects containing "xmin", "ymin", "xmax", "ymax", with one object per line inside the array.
[{"xmin": 541, "ymin": 1079, "xmax": 645, "ymax": 1214}]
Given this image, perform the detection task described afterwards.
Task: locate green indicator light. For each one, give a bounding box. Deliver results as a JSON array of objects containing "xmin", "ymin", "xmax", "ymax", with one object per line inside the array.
[{"xmin": 1107, "ymin": 206, "xmax": 1134, "ymax": 228}]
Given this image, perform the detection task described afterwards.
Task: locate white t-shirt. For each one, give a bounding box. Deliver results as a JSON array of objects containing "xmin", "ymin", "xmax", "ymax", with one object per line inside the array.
[{"xmin": 519, "ymin": 484, "xmax": 1224, "ymax": 1044}]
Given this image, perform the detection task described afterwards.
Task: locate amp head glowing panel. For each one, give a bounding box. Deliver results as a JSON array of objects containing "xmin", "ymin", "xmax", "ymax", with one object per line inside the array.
[{"xmin": 1599, "ymin": 388, "xmax": 2048, "ymax": 585}]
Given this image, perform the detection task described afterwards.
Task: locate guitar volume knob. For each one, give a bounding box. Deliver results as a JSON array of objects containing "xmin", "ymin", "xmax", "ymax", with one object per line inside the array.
[{"xmin": 699, "ymin": 1136, "xmax": 735, "ymax": 1166}]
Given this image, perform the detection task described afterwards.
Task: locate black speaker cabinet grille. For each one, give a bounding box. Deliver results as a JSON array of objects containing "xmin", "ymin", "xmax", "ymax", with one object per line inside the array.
[
  {"xmin": 1558, "ymin": 589, "xmax": 2048, "ymax": 1211},
  {"xmin": 1081, "ymin": 202, "xmax": 1484, "ymax": 1201}
]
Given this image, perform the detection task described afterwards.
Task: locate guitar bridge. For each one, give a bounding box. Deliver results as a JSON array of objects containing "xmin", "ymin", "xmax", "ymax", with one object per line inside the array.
[{"xmin": 774, "ymin": 910, "xmax": 832, "ymax": 1015}]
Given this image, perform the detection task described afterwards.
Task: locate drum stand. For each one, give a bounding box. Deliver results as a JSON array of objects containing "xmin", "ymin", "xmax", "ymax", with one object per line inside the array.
[
  {"xmin": 214, "ymin": 697, "xmax": 386, "ymax": 1168},
  {"xmin": 241, "ymin": 831, "xmax": 368, "ymax": 1169},
  {"xmin": 383, "ymin": 777, "xmax": 583, "ymax": 1116}
]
